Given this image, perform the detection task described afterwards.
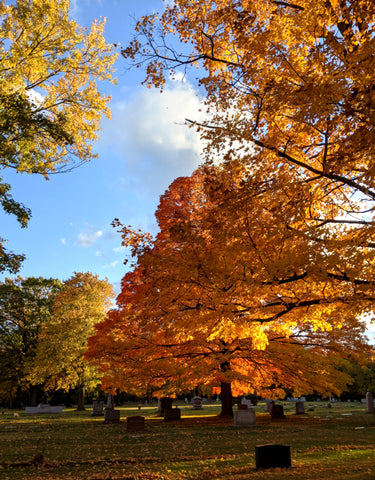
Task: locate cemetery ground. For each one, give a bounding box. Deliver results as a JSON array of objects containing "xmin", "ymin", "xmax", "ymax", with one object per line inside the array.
[{"xmin": 0, "ymin": 401, "xmax": 374, "ymax": 480}]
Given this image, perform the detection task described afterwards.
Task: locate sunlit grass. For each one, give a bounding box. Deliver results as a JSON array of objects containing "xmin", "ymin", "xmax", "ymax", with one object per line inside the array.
[{"xmin": 0, "ymin": 401, "xmax": 374, "ymax": 479}]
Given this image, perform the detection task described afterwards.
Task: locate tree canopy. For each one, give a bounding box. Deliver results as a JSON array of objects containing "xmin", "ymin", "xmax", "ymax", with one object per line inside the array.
[
  {"xmin": 87, "ymin": 167, "xmax": 370, "ymax": 416},
  {"xmin": 0, "ymin": 0, "xmax": 117, "ymax": 273},
  {"xmin": 124, "ymin": 0, "xmax": 375, "ymax": 238}
]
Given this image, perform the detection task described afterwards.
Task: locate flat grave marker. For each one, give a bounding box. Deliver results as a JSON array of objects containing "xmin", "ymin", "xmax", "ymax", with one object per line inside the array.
[{"xmin": 25, "ymin": 404, "xmax": 63, "ymax": 414}]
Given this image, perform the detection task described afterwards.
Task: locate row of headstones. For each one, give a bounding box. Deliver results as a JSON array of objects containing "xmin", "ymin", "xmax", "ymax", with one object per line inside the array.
[
  {"xmin": 93, "ymin": 392, "xmax": 375, "ymax": 421},
  {"xmin": 94, "ymin": 402, "xmax": 292, "ymax": 469},
  {"xmin": 23, "ymin": 392, "xmax": 375, "ymax": 417},
  {"xmin": 264, "ymin": 392, "xmax": 375, "ymax": 415},
  {"xmin": 92, "ymin": 401, "xmax": 280, "ymax": 426},
  {"xmin": 263, "ymin": 400, "xmax": 304, "ymax": 416}
]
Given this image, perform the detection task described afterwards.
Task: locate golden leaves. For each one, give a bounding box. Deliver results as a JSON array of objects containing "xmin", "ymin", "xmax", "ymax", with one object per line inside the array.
[
  {"xmin": 0, "ymin": 0, "xmax": 117, "ymax": 175},
  {"xmin": 27, "ymin": 272, "xmax": 114, "ymax": 392},
  {"xmin": 92, "ymin": 0, "xmax": 375, "ymax": 401}
]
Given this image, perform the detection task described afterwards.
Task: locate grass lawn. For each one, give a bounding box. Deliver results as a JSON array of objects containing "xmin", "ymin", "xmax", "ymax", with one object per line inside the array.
[{"xmin": 0, "ymin": 401, "xmax": 374, "ymax": 479}]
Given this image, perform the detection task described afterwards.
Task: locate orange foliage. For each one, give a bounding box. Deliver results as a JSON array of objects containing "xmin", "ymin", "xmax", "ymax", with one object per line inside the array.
[
  {"xmin": 87, "ymin": 166, "xmax": 369, "ymax": 403},
  {"xmin": 87, "ymin": 0, "xmax": 375, "ymax": 408}
]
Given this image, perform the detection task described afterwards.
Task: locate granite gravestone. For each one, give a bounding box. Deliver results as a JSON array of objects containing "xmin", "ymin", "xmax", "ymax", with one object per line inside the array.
[
  {"xmin": 366, "ymin": 392, "xmax": 374, "ymax": 414},
  {"xmin": 271, "ymin": 404, "xmax": 285, "ymax": 419},
  {"xmin": 104, "ymin": 393, "xmax": 120, "ymax": 423},
  {"xmin": 126, "ymin": 416, "xmax": 145, "ymax": 431},
  {"xmin": 255, "ymin": 444, "xmax": 291, "ymax": 469},
  {"xmin": 192, "ymin": 396, "xmax": 202, "ymax": 410},
  {"xmin": 164, "ymin": 408, "xmax": 181, "ymax": 421},
  {"xmin": 91, "ymin": 400, "xmax": 104, "ymax": 416},
  {"xmin": 295, "ymin": 401, "xmax": 305, "ymax": 415},
  {"xmin": 233, "ymin": 408, "xmax": 256, "ymax": 427}
]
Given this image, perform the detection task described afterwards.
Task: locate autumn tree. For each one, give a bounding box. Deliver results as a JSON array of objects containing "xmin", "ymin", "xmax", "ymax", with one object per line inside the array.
[
  {"xmin": 124, "ymin": 0, "xmax": 375, "ymax": 289},
  {"xmin": 28, "ymin": 272, "xmax": 114, "ymax": 410},
  {"xmin": 0, "ymin": 0, "xmax": 117, "ymax": 273},
  {"xmin": 0, "ymin": 276, "xmax": 62, "ymax": 407},
  {"xmin": 118, "ymin": 1, "xmax": 375, "ymax": 410},
  {"xmin": 87, "ymin": 168, "xmax": 370, "ymax": 416}
]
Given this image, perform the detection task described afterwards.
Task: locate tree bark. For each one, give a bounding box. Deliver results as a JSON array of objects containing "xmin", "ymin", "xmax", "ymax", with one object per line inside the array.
[
  {"xmin": 219, "ymin": 359, "xmax": 233, "ymax": 417},
  {"xmin": 29, "ymin": 386, "xmax": 38, "ymax": 406},
  {"xmin": 76, "ymin": 385, "xmax": 86, "ymax": 411},
  {"xmin": 220, "ymin": 381, "xmax": 233, "ymax": 417}
]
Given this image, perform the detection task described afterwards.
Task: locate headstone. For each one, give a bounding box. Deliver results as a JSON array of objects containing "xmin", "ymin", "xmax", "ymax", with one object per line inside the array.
[
  {"xmin": 164, "ymin": 408, "xmax": 181, "ymax": 422},
  {"xmin": 91, "ymin": 400, "xmax": 104, "ymax": 416},
  {"xmin": 366, "ymin": 392, "xmax": 374, "ymax": 413},
  {"xmin": 25, "ymin": 404, "xmax": 63, "ymax": 414},
  {"xmin": 255, "ymin": 444, "xmax": 291, "ymax": 469},
  {"xmin": 265, "ymin": 399, "xmax": 274, "ymax": 412},
  {"xmin": 234, "ymin": 408, "xmax": 256, "ymax": 427},
  {"xmin": 238, "ymin": 404, "xmax": 248, "ymax": 410},
  {"xmin": 126, "ymin": 416, "xmax": 145, "ymax": 431},
  {"xmin": 241, "ymin": 397, "xmax": 252, "ymax": 408},
  {"xmin": 295, "ymin": 401, "xmax": 305, "ymax": 415},
  {"xmin": 192, "ymin": 396, "xmax": 202, "ymax": 410},
  {"xmin": 271, "ymin": 404, "xmax": 285, "ymax": 419},
  {"xmin": 104, "ymin": 408, "xmax": 120, "ymax": 424}
]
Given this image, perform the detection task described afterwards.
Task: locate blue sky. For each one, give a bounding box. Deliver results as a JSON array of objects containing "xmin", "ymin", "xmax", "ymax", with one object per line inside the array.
[{"xmin": 1, "ymin": 0, "xmax": 204, "ymax": 291}]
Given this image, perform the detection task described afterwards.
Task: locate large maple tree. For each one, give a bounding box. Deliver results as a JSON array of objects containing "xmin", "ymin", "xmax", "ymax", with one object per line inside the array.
[
  {"xmin": 87, "ymin": 167, "xmax": 370, "ymax": 416},
  {"xmin": 88, "ymin": 0, "xmax": 375, "ymax": 415}
]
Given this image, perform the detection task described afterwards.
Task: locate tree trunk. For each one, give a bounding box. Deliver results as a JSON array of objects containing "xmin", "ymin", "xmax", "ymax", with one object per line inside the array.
[
  {"xmin": 219, "ymin": 359, "xmax": 233, "ymax": 417},
  {"xmin": 29, "ymin": 385, "xmax": 41, "ymax": 406},
  {"xmin": 220, "ymin": 381, "xmax": 233, "ymax": 417},
  {"xmin": 76, "ymin": 385, "xmax": 86, "ymax": 411}
]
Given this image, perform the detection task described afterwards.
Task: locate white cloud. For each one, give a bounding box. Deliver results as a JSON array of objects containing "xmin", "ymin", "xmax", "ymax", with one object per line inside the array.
[
  {"xmin": 27, "ymin": 89, "xmax": 44, "ymax": 106},
  {"xmin": 101, "ymin": 77, "xmax": 205, "ymax": 199},
  {"xmin": 113, "ymin": 246, "xmax": 126, "ymax": 253},
  {"xmin": 103, "ymin": 260, "xmax": 119, "ymax": 269},
  {"xmin": 60, "ymin": 238, "xmax": 67, "ymax": 245},
  {"xmin": 76, "ymin": 228, "xmax": 103, "ymax": 247}
]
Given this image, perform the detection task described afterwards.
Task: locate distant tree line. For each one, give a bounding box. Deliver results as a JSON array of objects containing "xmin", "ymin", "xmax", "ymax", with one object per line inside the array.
[{"xmin": 0, "ymin": 273, "xmax": 114, "ymax": 409}]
